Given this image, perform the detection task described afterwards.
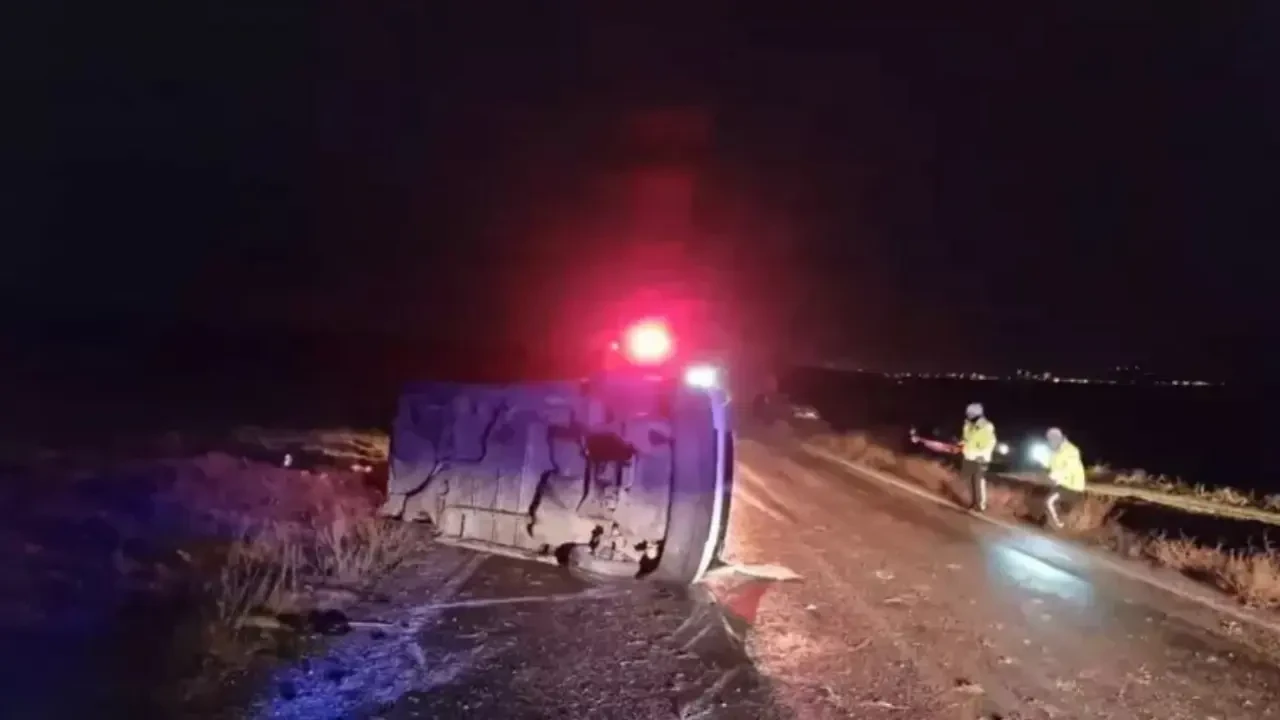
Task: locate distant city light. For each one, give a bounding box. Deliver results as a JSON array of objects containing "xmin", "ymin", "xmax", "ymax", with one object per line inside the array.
[
  {"xmin": 820, "ymin": 361, "xmax": 1220, "ymax": 387},
  {"xmin": 850, "ymin": 369, "xmax": 1219, "ymax": 388}
]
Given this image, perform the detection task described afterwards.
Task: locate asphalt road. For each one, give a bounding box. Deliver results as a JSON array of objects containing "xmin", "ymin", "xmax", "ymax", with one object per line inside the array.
[{"xmin": 728, "ymin": 437, "xmax": 1280, "ymax": 719}]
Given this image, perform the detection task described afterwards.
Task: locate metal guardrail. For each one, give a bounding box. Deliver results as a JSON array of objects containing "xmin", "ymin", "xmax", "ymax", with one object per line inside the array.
[{"xmin": 995, "ymin": 471, "xmax": 1280, "ymax": 527}]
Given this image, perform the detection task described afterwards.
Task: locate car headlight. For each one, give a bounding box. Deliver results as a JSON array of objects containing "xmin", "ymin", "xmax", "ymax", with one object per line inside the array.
[
  {"xmin": 683, "ymin": 364, "xmax": 720, "ymax": 389},
  {"xmin": 996, "ymin": 442, "xmax": 1010, "ymax": 456}
]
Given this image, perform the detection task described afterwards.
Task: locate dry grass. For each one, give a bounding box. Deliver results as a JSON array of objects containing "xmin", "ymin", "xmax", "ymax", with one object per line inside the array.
[
  {"xmin": 156, "ymin": 449, "xmax": 421, "ymax": 699},
  {"xmin": 811, "ymin": 431, "xmax": 903, "ymax": 471},
  {"xmin": 1207, "ymin": 486, "xmax": 1255, "ymax": 508},
  {"xmin": 897, "ymin": 456, "xmax": 956, "ymax": 496},
  {"xmin": 812, "ymin": 432, "xmax": 872, "ymax": 460},
  {"xmin": 232, "ymin": 426, "xmax": 390, "ymax": 467},
  {"xmin": 314, "ymin": 512, "xmax": 420, "ymax": 586},
  {"xmin": 178, "ymin": 505, "xmax": 420, "ymax": 712},
  {"xmin": 1059, "ymin": 495, "xmax": 1120, "ymax": 534},
  {"xmin": 3, "ymin": 426, "xmax": 416, "ymax": 713},
  {"xmin": 860, "ymin": 445, "xmax": 899, "ymax": 471},
  {"xmin": 985, "ymin": 485, "xmax": 1033, "ymax": 520},
  {"xmin": 1101, "ymin": 521, "xmax": 1149, "ymax": 560},
  {"xmin": 214, "ymin": 526, "xmax": 305, "ymax": 625},
  {"xmin": 1214, "ymin": 550, "xmax": 1280, "ymax": 609},
  {"xmin": 1145, "ymin": 535, "xmax": 1224, "ymax": 573},
  {"xmin": 1144, "ymin": 535, "xmax": 1280, "ymax": 609}
]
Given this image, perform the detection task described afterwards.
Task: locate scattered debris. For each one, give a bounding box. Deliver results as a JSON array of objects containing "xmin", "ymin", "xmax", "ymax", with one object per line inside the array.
[
  {"xmin": 566, "ymin": 544, "xmax": 637, "ymax": 578},
  {"xmin": 348, "ymin": 620, "xmax": 397, "ymax": 631},
  {"xmin": 407, "ymin": 642, "xmax": 428, "ymax": 669},
  {"xmin": 862, "ymin": 699, "xmax": 907, "ymax": 710},
  {"xmin": 677, "ymin": 666, "xmax": 743, "ymax": 720},
  {"xmin": 274, "ymin": 608, "xmax": 352, "ymax": 636},
  {"xmin": 239, "ymin": 613, "xmax": 288, "ymax": 631},
  {"xmin": 708, "ymin": 563, "xmax": 804, "ymax": 582},
  {"xmin": 875, "ymin": 569, "xmax": 895, "ymax": 581}
]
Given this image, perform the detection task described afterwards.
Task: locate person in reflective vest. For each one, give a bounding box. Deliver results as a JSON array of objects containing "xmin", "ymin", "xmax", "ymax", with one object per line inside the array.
[
  {"xmin": 960, "ymin": 403, "xmax": 997, "ymax": 512},
  {"xmin": 1044, "ymin": 427, "xmax": 1086, "ymax": 528}
]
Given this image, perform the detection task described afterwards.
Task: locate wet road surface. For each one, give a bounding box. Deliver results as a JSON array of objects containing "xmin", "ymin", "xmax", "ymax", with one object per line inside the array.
[
  {"xmin": 728, "ymin": 438, "xmax": 1280, "ymax": 718},
  {"xmin": 8, "ymin": 437, "xmax": 1280, "ymax": 718},
  {"xmin": 253, "ymin": 435, "xmax": 1280, "ymax": 718}
]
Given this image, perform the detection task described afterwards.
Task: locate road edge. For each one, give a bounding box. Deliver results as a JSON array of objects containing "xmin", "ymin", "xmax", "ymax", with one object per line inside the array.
[{"xmin": 802, "ymin": 443, "xmax": 1280, "ymax": 639}]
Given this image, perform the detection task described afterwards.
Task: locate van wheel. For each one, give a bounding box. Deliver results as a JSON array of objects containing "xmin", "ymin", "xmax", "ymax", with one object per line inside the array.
[{"xmin": 653, "ymin": 406, "xmax": 731, "ymax": 584}]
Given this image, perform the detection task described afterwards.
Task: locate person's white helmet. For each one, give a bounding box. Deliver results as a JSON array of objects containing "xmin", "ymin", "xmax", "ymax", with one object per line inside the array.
[
  {"xmin": 1046, "ymin": 427, "xmax": 1065, "ymax": 444},
  {"xmin": 965, "ymin": 403, "xmax": 984, "ymax": 419}
]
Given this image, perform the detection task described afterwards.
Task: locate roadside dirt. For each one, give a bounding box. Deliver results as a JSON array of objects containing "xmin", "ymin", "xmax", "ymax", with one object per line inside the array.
[
  {"xmin": 2, "ymin": 451, "xmax": 783, "ymax": 719},
  {"xmin": 249, "ymin": 548, "xmax": 788, "ymax": 719}
]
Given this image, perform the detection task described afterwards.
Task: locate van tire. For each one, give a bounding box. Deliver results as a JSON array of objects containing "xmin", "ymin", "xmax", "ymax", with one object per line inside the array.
[{"xmin": 653, "ymin": 398, "xmax": 731, "ymax": 584}]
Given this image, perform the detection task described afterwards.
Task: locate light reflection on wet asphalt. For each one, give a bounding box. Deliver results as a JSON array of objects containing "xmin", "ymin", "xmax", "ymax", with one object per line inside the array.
[{"xmin": 981, "ymin": 534, "xmax": 1097, "ymax": 606}]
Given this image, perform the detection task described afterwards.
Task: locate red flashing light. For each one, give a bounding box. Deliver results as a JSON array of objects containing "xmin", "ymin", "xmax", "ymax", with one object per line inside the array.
[{"xmin": 621, "ymin": 319, "xmax": 675, "ymax": 365}]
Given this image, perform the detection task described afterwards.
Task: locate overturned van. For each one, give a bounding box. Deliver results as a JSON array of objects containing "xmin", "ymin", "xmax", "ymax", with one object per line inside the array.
[{"xmin": 380, "ymin": 371, "xmax": 733, "ymax": 584}]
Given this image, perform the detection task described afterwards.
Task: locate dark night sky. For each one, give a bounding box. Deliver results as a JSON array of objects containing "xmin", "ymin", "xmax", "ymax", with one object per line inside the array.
[{"xmin": 6, "ymin": 3, "xmax": 1278, "ymax": 378}]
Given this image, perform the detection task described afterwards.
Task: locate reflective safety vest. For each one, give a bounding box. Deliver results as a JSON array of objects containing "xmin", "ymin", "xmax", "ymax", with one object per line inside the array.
[
  {"xmin": 961, "ymin": 418, "xmax": 997, "ymax": 462},
  {"xmin": 1049, "ymin": 440, "xmax": 1086, "ymax": 492}
]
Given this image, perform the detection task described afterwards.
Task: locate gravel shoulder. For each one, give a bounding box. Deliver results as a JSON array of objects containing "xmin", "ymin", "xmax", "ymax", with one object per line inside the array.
[{"xmin": 250, "ymin": 547, "xmax": 790, "ymax": 720}]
